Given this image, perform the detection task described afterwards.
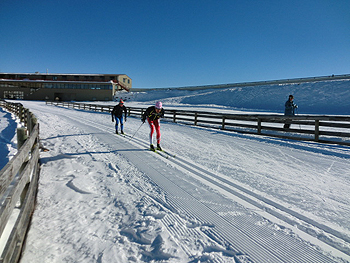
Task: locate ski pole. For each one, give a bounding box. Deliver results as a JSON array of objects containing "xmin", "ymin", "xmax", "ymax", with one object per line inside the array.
[{"xmin": 129, "ymin": 122, "xmax": 144, "ymax": 141}]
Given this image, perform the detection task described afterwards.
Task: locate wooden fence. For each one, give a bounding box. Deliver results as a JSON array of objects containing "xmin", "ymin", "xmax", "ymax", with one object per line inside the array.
[
  {"xmin": 46, "ymin": 101, "xmax": 350, "ymax": 146},
  {"xmin": 0, "ymin": 101, "xmax": 40, "ymax": 263}
]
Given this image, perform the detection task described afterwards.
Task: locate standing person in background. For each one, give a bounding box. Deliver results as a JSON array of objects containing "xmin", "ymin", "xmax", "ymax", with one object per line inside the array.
[
  {"xmin": 111, "ymin": 99, "xmax": 127, "ymax": 134},
  {"xmin": 141, "ymin": 101, "xmax": 164, "ymax": 151},
  {"xmin": 284, "ymin": 95, "xmax": 298, "ymax": 129}
]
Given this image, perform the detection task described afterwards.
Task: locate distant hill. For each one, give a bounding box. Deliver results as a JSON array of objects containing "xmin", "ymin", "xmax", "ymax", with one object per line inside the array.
[{"xmin": 131, "ymin": 79, "xmax": 350, "ymax": 115}]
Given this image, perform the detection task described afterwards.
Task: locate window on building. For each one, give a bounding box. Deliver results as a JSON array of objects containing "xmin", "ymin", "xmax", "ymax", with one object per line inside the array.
[{"xmin": 4, "ymin": 90, "xmax": 24, "ymax": 99}]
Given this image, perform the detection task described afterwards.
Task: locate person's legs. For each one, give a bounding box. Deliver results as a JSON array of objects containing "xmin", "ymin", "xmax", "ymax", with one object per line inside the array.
[
  {"xmin": 154, "ymin": 119, "xmax": 161, "ymax": 145},
  {"xmin": 284, "ymin": 119, "xmax": 291, "ymax": 129},
  {"xmin": 147, "ymin": 118, "xmax": 155, "ymax": 145},
  {"xmin": 119, "ymin": 116, "xmax": 124, "ymax": 132},
  {"xmin": 115, "ymin": 117, "xmax": 119, "ymax": 133}
]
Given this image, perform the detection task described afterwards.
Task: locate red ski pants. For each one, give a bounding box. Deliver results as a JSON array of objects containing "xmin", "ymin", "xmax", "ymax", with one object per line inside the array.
[{"xmin": 147, "ymin": 118, "xmax": 161, "ymax": 145}]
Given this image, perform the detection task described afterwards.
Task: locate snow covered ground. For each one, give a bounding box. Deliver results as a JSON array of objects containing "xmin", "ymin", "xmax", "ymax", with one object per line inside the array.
[
  {"xmin": 1, "ymin": 79, "xmax": 350, "ymax": 262},
  {"xmin": 0, "ymin": 107, "xmax": 17, "ymax": 169}
]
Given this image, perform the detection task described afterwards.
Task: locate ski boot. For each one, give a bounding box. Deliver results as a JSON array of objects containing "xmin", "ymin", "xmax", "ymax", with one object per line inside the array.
[
  {"xmin": 156, "ymin": 144, "xmax": 162, "ymax": 151},
  {"xmin": 150, "ymin": 144, "xmax": 155, "ymax": 151}
]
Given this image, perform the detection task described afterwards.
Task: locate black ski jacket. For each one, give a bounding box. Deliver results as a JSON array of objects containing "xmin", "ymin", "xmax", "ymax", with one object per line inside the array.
[
  {"xmin": 142, "ymin": 106, "xmax": 164, "ymax": 122},
  {"xmin": 111, "ymin": 104, "xmax": 127, "ymax": 120},
  {"xmin": 284, "ymin": 100, "xmax": 297, "ymax": 116}
]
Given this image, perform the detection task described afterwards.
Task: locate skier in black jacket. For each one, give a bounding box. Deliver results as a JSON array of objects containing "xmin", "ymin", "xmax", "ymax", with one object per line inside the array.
[
  {"xmin": 141, "ymin": 101, "xmax": 164, "ymax": 151},
  {"xmin": 283, "ymin": 95, "xmax": 298, "ymax": 129},
  {"xmin": 111, "ymin": 99, "xmax": 127, "ymax": 134}
]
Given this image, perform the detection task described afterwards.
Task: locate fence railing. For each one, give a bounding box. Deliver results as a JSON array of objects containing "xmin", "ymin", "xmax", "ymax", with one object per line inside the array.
[
  {"xmin": 0, "ymin": 101, "xmax": 40, "ymax": 263},
  {"xmin": 46, "ymin": 101, "xmax": 350, "ymax": 146}
]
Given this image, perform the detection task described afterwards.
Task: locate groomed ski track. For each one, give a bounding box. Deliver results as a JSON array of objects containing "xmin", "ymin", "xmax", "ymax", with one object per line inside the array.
[{"xmin": 20, "ymin": 101, "xmax": 350, "ymax": 263}]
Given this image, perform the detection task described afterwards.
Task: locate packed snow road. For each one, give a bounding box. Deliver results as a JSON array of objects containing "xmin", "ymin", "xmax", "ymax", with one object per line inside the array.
[{"xmin": 17, "ymin": 101, "xmax": 350, "ymax": 263}]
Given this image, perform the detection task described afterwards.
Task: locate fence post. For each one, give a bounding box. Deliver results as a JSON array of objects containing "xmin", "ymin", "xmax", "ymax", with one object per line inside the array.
[
  {"xmin": 18, "ymin": 125, "xmax": 30, "ymax": 207},
  {"xmin": 194, "ymin": 112, "xmax": 198, "ymax": 126},
  {"xmin": 315, "ymin": 120, "xmax": 320, "ymax": 141},
  {"xmin": 19, "ymin": 104, "xmax": 24, "ymax": 123},
  {"xmin": 173, "ymin": 111, "xmax": 177, "ymax": 123},
  {"xmin": 221, "ymin": 116, "xmax": 226, "ymax": 130},
  {"xmin": 25, "ymin": 109, "xmax": 31, "ymax": 134},
  {"xmin": 257, "ymin": 118, "xmax": 262, "ymax": 134},
  {"xmin": 22, "ymin": 106, "xmax": 26, "ymax": 123},
  {"xmin": 17, "ymin": 127, "xmax": 27, "ymax": 149},
  {"xmin": 31, "ymin": 115, "xmax": 38, "ymax": 133}
]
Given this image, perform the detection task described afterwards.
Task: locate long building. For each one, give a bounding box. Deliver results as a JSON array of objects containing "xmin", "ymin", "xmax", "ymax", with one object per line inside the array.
[{"xmin": 0, "ymin": 73, "xmax": 132, "ymax": 101}]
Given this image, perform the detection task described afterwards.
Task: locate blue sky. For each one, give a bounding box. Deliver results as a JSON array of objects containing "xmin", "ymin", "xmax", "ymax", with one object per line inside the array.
[{"xmin": 1, "ymin": 0, "xmax": 349, "ymax": 88}]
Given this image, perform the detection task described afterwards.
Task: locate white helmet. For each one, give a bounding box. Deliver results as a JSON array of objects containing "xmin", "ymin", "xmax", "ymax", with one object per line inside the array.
[{"xmin": 155, "ymin": 101, "xmax": 162, "ymax": 109}]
